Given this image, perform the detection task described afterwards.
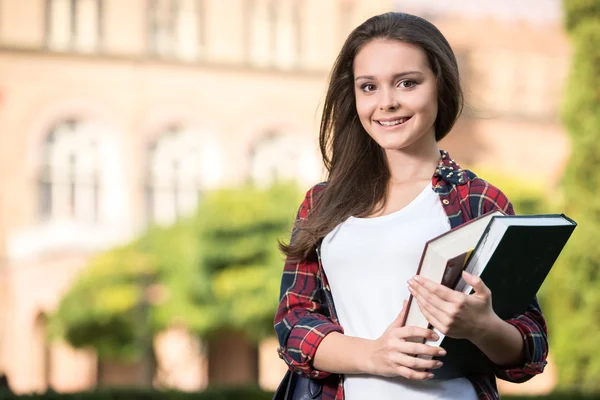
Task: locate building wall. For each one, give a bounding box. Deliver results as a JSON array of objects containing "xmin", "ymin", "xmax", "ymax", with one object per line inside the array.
[{"xmin": 432, "ymin": 15, "xmax": 571, "ymax": 184}]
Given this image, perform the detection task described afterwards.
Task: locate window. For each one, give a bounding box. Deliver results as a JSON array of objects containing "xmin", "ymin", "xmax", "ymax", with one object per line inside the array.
[
  {"xmin": 45, "ymin": 0, "xmax": 103, "ymax": 52},
  {"xmin": 273, "ymin": 0, "xmax": 301, "ymax": 69},
  {"xmin": 246, "ymin": 0, "xmax": 301, "ymax": 69},
  {"xmin": 148, "ymin": 0, "xmax": 206, "ymax": 60},
  {"xmin": 145, "ymin": 126, "xmax": 205, "ymax": 226},
  {"xmin": 245, "ymin": 0, "xmax": 272, "ymax": 67},
  {"xmin": 248, "ymin": 132, "xmax": 320, "ymax": 186},
  {"xmin": 38, "ymin": 120, "xmax": 101, "ymax": 223}
]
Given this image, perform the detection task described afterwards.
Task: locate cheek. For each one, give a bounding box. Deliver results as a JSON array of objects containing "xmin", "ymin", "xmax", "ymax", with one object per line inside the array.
[
  {"xmin": 410, "ymin": 92, "xmax": 438, "ymax": 121},
  {"xmin": 355, "ymin": 96, "xmax": 375, "ymax": 123},
  {"xmin": 426, "ymin": 100, "xmax": 438, "ymax": 122}
]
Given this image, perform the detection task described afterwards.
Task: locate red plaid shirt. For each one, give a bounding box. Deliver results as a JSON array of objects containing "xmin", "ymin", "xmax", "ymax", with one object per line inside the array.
[{"xmin": 274, "ymin": 150, "xmax": 548, "ymax": 400}]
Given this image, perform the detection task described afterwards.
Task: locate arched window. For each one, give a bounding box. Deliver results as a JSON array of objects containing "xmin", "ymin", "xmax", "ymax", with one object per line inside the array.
[
  {"xmin": 38, "ymin": 119, "xmax": 101, "ymax": 223},
  {"xmin": 146, "ymin": 126, "xmax": 205, "ymax": 225},
  {"xmin": 248, "ymin": 132, "xmax": 320, "ymax": 186}
]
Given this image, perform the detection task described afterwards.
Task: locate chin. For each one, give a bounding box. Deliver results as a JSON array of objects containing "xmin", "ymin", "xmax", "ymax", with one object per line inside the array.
[{"xmin": 374, "ymin": 136, "xmax": 414, "ymax": 151}]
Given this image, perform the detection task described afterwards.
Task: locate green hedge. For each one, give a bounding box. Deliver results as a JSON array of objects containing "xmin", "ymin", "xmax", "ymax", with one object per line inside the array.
[
  {"xmin": 0, "ymin": 387, "xmax": 273, "ymax": 400},
  {"xmin": 1, "ymin": 388, "xmax": 599, "ymax": 400}
]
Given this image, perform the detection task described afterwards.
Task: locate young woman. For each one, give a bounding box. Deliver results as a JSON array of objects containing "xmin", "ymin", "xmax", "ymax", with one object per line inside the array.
[{"xmin": 274, "ymin": 12, "xmax": 548, "ymax": 400}]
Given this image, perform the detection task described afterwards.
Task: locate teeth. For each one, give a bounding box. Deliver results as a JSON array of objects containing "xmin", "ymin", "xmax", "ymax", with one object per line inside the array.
[{"xmin": 379, "ymin": 118, "xmax": 408, "ymax": 126}]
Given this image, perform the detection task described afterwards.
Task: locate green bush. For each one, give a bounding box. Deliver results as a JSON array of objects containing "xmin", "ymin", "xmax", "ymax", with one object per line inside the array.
[
  {"xmin": 0, "ymin": 387, "xmax": 273, "ymax": 400},
  {"xmin": 467, "ymin": 167, "xmax": 549, "ymax": 216},
  {"xmin": 48, "ymin": 182, "xmax": 301, "ymax": 363}
]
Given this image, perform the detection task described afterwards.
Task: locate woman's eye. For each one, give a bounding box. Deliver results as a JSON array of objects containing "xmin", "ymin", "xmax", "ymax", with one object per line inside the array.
[
  {"xmin": 399, "ymin": 80, "xmax": 416, "ymax": 89},
  {"xmin": 361, "ymin": 83, "xmax": 376, "ymax": 92}
]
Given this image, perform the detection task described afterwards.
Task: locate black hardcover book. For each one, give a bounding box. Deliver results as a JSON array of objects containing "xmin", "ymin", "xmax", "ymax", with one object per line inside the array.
[{"xmin": 429, "ymin": 214, "xmax": 577, "ymax": 379}]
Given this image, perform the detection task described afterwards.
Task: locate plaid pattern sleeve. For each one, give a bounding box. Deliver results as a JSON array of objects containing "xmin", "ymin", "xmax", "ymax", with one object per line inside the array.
[
  {"xmin": 273, "ymin": 184, "xmax": 344, "ymax": 379},
  {"xmin": 495, "ymin": 297, "xmax": 549, "ymax": 381},
  {"xmin": 469, "ymin": 177, "xmax": 549, "ymax": 383}
]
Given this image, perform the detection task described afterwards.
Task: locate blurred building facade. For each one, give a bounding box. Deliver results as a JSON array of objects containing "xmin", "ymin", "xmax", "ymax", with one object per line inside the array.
[{"xmin": 0, "ymin": 0, "xmax": 568, "ymax": 395}]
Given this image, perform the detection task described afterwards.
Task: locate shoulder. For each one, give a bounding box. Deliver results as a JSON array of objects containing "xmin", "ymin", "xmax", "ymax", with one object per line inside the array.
[
  {"xmin": 308, "ymin": 181, "xmax": 327, "ymax": 197},
  {"xmin": 296, "ymin": 181, "xmax": 327, "ymax": 219},
  {"xmin": 461, "ymin": 170, "xmax": 514, "ymax": 216}
]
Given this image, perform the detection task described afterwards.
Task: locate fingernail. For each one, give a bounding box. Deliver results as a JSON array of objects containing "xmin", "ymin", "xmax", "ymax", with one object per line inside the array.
[
  {"xmin": 431, "ymin": 333, "xmax": 439, "ymax": 340},
  {"xmin": 438, "ymin": 349, "xmax": 447, "ymax": 356},
  {"xmin": 435, "ymin": 361, "xmax": 443, "ymax": 368},
  {"xmin": 414, "ymin": 276, "xmax": 421, "ymax": 282},
  {"xmin": 426, "ymin": 373, "xmax": 434, "ymax": 379}
]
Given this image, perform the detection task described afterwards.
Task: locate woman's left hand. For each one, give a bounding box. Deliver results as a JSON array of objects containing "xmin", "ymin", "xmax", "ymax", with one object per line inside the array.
[{"xmin": 407, "ymin": 271, "xmax": 498, "ymax": 342}]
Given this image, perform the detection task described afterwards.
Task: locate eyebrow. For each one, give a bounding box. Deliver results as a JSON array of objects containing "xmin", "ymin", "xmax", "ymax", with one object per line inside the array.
[{"xmin": 354, "ymin": 71, "xmax": 424, "ymax": 82}]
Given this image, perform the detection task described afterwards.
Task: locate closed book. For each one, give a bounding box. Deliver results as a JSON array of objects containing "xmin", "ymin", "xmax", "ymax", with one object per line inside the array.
[
  {"xmin": 401, "ymin": 210, "xmax": 505, "ymax": 337},
  {"xmin": 427, "ymin": 213, "xmax": 577, "ymax": 379}
]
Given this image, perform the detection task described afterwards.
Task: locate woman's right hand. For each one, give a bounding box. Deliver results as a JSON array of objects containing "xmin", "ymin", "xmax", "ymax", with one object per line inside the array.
[{"xmin": 365, "ymin": 300, "xmax": 447, "ymax": 380}]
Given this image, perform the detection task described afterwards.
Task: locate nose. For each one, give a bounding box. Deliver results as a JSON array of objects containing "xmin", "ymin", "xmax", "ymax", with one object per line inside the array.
[{"xmin": 379, "ymin": 86, "xmax": 399, "ymax": 111}]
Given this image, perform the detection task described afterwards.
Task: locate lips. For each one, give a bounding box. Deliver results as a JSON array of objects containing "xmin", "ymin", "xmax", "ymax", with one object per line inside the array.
[{"xmin": 376, "ymin": 116, "xmax": 412, "ymax": 127}]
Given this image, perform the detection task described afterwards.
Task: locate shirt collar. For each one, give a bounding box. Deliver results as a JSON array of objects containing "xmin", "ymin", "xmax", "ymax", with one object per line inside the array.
[{"xmin": 433, "ymin": 150, "xmax": 467, "ymax": 186}]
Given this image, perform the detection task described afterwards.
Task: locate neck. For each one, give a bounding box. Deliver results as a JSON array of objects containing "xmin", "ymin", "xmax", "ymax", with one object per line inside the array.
[{"xmin": 385, "ymin": 141, "xmax": 441, "ymax": 184}]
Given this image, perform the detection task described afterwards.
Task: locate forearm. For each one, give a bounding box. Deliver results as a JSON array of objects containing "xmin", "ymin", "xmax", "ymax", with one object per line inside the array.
[
  {"xmin": 471, "ymin": 314, "xmax": 524, "ymax": 367},
  {"xmin": 313, "ymin": 332, "xmax": 372, "ymax": 374}
]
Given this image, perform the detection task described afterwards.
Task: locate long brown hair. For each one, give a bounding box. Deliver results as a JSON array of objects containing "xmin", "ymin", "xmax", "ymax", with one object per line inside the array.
[{"xmin": 281, "ymin": 12, "xmax": 464, "ymax": 261}]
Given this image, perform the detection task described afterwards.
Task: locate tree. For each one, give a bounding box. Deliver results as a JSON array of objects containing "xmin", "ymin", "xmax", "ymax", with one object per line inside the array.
[
  {"xmin": 48, "ymin": 221, "xmax": 201, "ymax": 363},
  {"xmin": 49, "ymin": 183, "xmax": 300, "ymax": 366},
  {"xmin": 545, "ymin": 0, "xmax": 600, "ymax": 391},
  {"xmin": 193, "ymin": 182, "xmax": 301, "ymax": 341}
]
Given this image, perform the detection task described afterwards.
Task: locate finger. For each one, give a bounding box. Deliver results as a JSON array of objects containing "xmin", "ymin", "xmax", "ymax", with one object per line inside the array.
[
  {"xmin": 409, "ymin": 276, "xmax": 464, "ymax": 303},
  {"xmin": 393, "ymin": 365, "xmax": 435, "ymax": 380},
  {"xmin": 394, "ymin": 325, "xmax": 439, "ymax": 341},
  {"xmin": 414, "ymin": 298, "xmax": 449, "ymax": 335},
  {"xmin": 395, "ymin": 365, "xmax": 433, "ymax": 381},
  {"xmin": 408, "ymin": 279, "xmax": 439, "ymax": 307},
  {"xmin": 395, "ymin": 353, "xmax": 443, "ymax": 371},
  {"xmin": 408, "ymin": 280, "xmax": 457, "ymax": 318},
  {"xmin": 390, "ymin": 299, "xmax": 409, "ymax": 328},
  {"xmin": 399, "ymin": 342, "xmax": 447, "ymax": 358},
  {"xmin": 462, "ymin": 271, "xmax": 490, "ymax": 296}
]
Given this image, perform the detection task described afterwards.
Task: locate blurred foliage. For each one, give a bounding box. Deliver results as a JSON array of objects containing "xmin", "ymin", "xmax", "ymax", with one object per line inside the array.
[
  {"xmin": 49, "ymin": 182, "xmax": 301, "ymax": 361},
  {"xmin": 0, "ymin": 386, "xmax": 274, "ymax": 400},
  {"xmin": 47, "ymin": 242, "xmax": 157, "ymax": 361},
  {"xmin": 546, "ymin": 0, "xmax": 600, "ymax": 391},
  {"xmin": 196, "ymin": 183, "xmax": 300, "ymax": 341},
  {"xmin": 564, "ymin": 0, "xmax": 600, "ymax": 32},
  {"xmin": 471, "ymin": 167, "xmax": 550, "ymax": 215}
]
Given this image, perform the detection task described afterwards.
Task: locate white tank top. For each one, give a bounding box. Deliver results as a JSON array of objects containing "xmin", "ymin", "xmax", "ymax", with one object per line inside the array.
[{"xmin": 321, "ymin": 184, "xmax": 478, "ymax": 400}]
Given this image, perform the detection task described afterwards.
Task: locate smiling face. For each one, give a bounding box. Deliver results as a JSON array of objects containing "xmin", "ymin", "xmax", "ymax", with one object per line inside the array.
[{"xmin": 353, "ymin": 39, "xmax": 439, "ymax": 155}]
